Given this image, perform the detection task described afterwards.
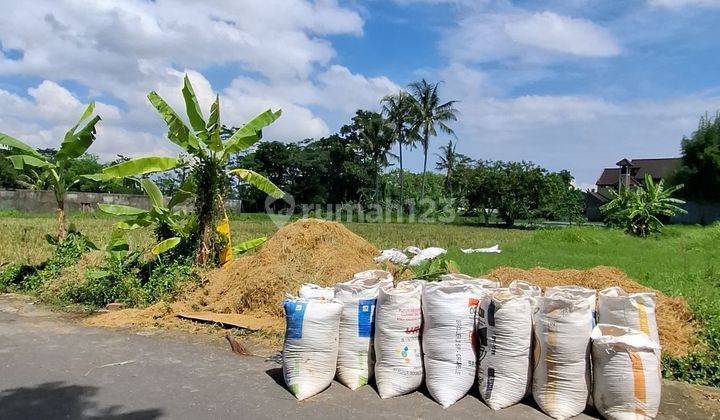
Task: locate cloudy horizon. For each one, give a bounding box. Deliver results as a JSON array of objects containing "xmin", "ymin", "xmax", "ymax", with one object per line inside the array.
[{"xmin": 1, "ymin": 0, "xmax": 719, "ymax": 189}]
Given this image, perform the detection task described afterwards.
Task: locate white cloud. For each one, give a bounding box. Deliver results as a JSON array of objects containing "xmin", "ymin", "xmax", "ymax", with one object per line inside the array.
[
  {"xmin": 0, "ymin": 81, "xmax": 150, "ymax": 159},
  {"xmin": 427, "ymin": 64, "xmax": 718, "ymax": 186},
  {"xmin": 0, "ymin": 1, "xmax": 399, "ymax": 157},
  {"xmin": 648, "ymin": 0, "xmax": 720, "ymax": 8},
  {"xmin": 314, "ymin": 65, "xmax": 400, "ymax": 114},
  {"xmin": 0, "ymin": 0, "xmax": 362, "ymax": 84},
  {"xmin": 441, "ymin": 9, "xmax": 620, "ymax": 64},
  {"xmin": 504, "ymin": 12, "xmax": 620, "ymax": 57}
]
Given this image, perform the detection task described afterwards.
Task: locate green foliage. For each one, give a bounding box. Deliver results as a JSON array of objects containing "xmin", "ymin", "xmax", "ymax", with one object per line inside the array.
[
  {"xmin": 410, "ymin": 256, "xmax": 459, "ymax": 281},
  {"xmin": 61, "ymin": 255, "xmax": 199, "ymax": 308},
  {"xmin": 235, "ymin": 134, "xmax": 376, "ymax": 211},
  {"xmin": 233, "ymin": 236, "xmax": 267, "ymax": 255},
  {"xmin": 142, "ymin": 259, "xmax": 199, "ymax": 304},
  {"xmin": 0, "ymin": 264, "xmax": 24, "ymax": 292},
  {"xmin": 601, "ymin": 174, "xmax": 686, "ymax": 236},
  {"xmin": 381, "ymin": 90, "xmax": 419, "ymax": 207},
  {"xmin": 95, "ymin": 74, "xmax": 284, "ymax": 265},
  {"xmin": 0, "ymin": 231, "xmax": 94, "ymax": 292},
  {"xmin": 463, "ymin": 161, "xmax": 583, "ymax": 226},
  {"xmin": 663, "ymin": 345, "xmax": 720, "ymax": 387},
  {"xmin": 98, "ymin": 178, "xmax": 193, "ymax": 257},
  {"xmin": 0, "ymin": 103, "xmax": 102, "ymax": 240},
  {"xmin": 62, "ymin": 262, "xmax": 144, "ymax": 308},
  {"xmin": 672, "ymin": 112, "xmax": 720, "ymax": 201},
  {"xmin": 538, "ymin": 170, "xmax": 585, "ymax": 224},
  {"xmin": 353, "ymin": 111, "xmax": 395, "ymax": 202},
  {"xmin": 435, "ymin": 140, "xmax": 472, "ymax": 196}
]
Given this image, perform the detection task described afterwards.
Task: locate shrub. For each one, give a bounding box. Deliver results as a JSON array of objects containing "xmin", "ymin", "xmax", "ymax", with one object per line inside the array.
[
  {"xmin": 0, "ymin": 231, "xmax": 94, "ymax": 292},
  {"xmin": 59, "ymin": 255, "xmax": 199, "ymax": 308},
  {"xmin": 142, "ymin": 258, "xmax": 199, "ymax": 304},
  {"xmin": 601, "ymin": 174, "xmax": 686, "ymax": 237}
]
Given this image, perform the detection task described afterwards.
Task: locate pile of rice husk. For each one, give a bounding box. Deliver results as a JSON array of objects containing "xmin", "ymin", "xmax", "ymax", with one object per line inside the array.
[
  {"xmin": 196, "ymin": 218, "xmax": 379, "ymax": 317},
  {"xmin": 485, "ymin": 266, "xmax": 699, "ymax": 357},
  {"xmin": 86, "ymin": 219, "xmax": 378, "ymax": 332}
]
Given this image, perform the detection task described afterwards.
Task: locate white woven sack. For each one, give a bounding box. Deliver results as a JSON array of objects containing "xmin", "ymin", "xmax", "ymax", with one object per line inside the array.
[
  {"xmin": 509, "ymin": 280, "xmax": 542, "ymax": 298},
  {"xmin": 282, "ymin": 297, "xmax": 344, "ymax": 400},
  {"xmin": 334, "ymin": 275, "xmax": 393, "ymax": 389},
  {"xmin": 477, "ymin": 288, "xmax": 533, "ymax": 410},
  {"xmin": 533, "ymin": 293, "xmax": 593, "ymax": 419},
  {"xmin": 422, "ymin": 281, "xmax": 484, "ymax": 408},
  {"xmin": 599, "ymin": 287, "xmax": 660, "ymax": 346},
  {"xmin": 441, "ymin": 273, "xmax": 500, "ymax": 289},
  {"xmin": 546, "ymin": 285, "xmax": 597, "ymax": 327},
  {"xmin": 352, "ymin": 269, "xmax": 394, "ymax": 283},
  {"xmin": 591, "ymin": 324, "xmax": 661, "ymax": 420},
  {"xmin": 298, "ymin": 283, "xmax": 335, "ymax": 300},
  {"xmin": 374, "ymin": 280, "xmax": 424, "ymax": 398}
]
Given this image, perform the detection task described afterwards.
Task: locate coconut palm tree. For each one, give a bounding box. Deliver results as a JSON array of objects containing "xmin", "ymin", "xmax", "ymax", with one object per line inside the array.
[
  {"xmin": 381, "ymin": 90, "xmax": 418, "ymax": 210},
  {"xmin": 357, "ymin": 112, "xmax": 394, "ymax": 203},
  {"xmin": 436, "ymin": 140, "xmax": 471, "ymax": 196},
  {"xmin": 408, "ymin": 79, "xmax": 459, "ymax": 201}
]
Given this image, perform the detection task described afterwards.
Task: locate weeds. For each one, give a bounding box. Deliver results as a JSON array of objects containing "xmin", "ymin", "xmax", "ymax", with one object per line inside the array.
[
  {"xmin": 0, "ymin": 228, "xmax": 199, "ymax": 309},
  {"xmin": 0, "ymin": 231, "xmax": 94, "ymax": 292}
]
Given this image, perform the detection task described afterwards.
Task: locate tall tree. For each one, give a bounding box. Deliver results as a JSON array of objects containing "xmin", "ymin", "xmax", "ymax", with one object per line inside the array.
[
  {"xmin": 381, "ymin": 91, "xmax": 418, "ymax": 209},
  {"xmin": 672, "ymin": 112, "xmax": 720, "ymax": 200},
  {"xmin": 435, "ymin": 140, "xmax": 471, "ymax": 196},
  {"xmin": 356, "ymin": 112, "xmax": 394, "ymax": 203},
  {"xmin": 0, "ymin": 103, "xmax": 102, "ymax": 241},
  {"xmin": 408, "ymin": 79, "xmax": 459, "ymax": 201}
]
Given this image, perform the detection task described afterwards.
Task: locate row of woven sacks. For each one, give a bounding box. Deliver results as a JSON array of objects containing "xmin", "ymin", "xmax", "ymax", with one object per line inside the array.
[{"xmin": 281, "ymin": 270, "xmax": 661, "ymax": 420}]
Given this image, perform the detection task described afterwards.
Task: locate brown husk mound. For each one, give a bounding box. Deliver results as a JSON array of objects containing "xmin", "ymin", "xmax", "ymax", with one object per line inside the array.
[
  {"xmin": 485, "ymin": 266, "xmax": 699, "ymax": 357},
  {"xmin": 196, "ymin": 218, "xmax": 378, "ymax": 317},
  {"xmin": 86, "ymin": 219, "xmax": 378, "ymax": 332}
]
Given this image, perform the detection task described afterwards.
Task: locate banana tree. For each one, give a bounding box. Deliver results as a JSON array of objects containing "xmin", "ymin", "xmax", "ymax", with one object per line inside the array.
[
  {"xmin": 0, "ymin": 103, "xmax": 101, "ymax": 241},
  {"xmin": 91, "ymin": 75, "xmax": 284, "ymax": 265},
  {"xmin": 95, "ymin": 177, "xmax": 193, "ymax": 256}
]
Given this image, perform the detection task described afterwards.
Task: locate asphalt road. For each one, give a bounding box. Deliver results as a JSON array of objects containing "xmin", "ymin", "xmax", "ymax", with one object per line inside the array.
[{"xmin": 0, "ymin": 294, "xmax": 715, "ymax": 419}]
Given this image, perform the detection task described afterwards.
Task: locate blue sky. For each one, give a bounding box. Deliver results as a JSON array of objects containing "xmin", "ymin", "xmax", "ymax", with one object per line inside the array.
[{"xmin": 1, "ymin": 0, "xmax": 720, "ymax": 189}]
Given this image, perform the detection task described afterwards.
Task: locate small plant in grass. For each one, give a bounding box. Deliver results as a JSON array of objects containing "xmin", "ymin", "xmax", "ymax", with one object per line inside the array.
[
  {"xmin": 94, "ymin": 177, "xmax": 195, "ymax": 258},
  {"xmin": 0, "ymin": 103, "xmax": 102, "ymax": 241},
  {"xmin": 663, "ymin": 325, "xmax": 720, "ymax": 387},
  {"xmin": 601, "ymin": 174, "xmax": 687, "ymax": 237},
  {"xmin": 375, "ymin": 246, "xmax": 458, "ymax": 281}
]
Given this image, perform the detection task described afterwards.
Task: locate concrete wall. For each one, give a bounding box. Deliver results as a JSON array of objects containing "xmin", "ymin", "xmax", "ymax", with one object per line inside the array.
[
  {"xmin": 670, "ymin": 200, "xmax": 720, "ymax": 225},
  {"xmin": 0, "ymin": 189, "xmax": 242, "ymax": 214}
]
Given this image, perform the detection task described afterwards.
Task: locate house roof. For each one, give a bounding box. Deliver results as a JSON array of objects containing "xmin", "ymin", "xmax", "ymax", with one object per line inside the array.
[
  {"xmin": 630, "ymin": 158, "xmax": 681, "ymax": 179},
  {"xmin": 587, "ymin": 190, "xmax": 612, "ymax": 203},
  {"xmin": 596, "ymin": 168, "xmax": 620, "ymax": 186},
  {"xmin": 615, "ymin": 158, "xmax": 633, "ymax": 167},
  {"xmin": 595, "ymin": 157, "xmax": 680, "ymax": 187}
]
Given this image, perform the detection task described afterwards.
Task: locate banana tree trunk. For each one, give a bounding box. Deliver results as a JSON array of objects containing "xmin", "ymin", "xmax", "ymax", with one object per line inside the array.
[
  {"xmin": 56, "ymin": 199, "xmax": 67, "ymax": 242},
  {"xmin": 195, "ymin": 158, "xmax": 223, "ymax": 266},
  {"xmin": 420, "ymin": 129, "xmax": 429, "ymax": 202}
]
